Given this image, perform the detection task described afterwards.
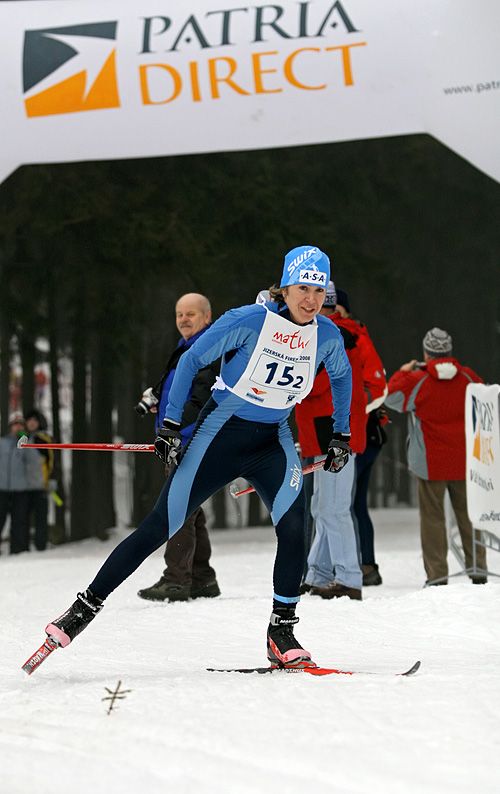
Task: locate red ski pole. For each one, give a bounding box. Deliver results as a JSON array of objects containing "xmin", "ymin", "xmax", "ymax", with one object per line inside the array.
[
  {"xmin": 17, "ymin": 436, "xmax": 154, "ymax": 452},
  {"xmin": 229, "ymin": 458, "xmax": 326, "ymax": 499}
]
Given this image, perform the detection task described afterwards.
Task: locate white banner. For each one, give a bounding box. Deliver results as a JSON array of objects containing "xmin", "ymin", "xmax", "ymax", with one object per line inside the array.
[
  {"xmin": 465, "ymin": 383, "xmax": 500, "ymax": 531},
  {"xmin": 1, "ymin": 1, "xmax": 499, "ymax": 184}
]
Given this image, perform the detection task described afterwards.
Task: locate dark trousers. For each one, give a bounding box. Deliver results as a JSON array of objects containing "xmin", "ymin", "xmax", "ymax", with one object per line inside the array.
[
  {"xmin": 353, "ymin": 444, "xmax": 381, "ymax": 566},
  {"xmin": 27, "ymin": 490, "xmax": 49, "ymax": 551},
  {"xmin": 163, "ymin": 506, "xmax": 216, "ymax": 587},
  {"xmin": 0, "ymin": 490, "xmax": 30, "ymax": 554},
  {"xmin": 417, "ymin": 478, "xmax": 487, "ymax": 581}
]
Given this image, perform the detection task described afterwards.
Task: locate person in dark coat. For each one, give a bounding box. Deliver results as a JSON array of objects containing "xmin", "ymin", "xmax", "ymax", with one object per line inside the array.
[
  {"xmin": 137, "ymin": 293, "xmax": 221, "ymax": 603},
  {"xmin": 24, "ymin": 410, "xmax": 54, "ymax": 552}
]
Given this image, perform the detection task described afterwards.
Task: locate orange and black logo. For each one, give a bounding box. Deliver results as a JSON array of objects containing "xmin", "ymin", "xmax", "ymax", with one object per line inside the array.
[
  {"xmin": 471, "ymin": 395, "xmax": 495, "ymax": 466},
  {"xmin": 23, "ymin": 22, "xmax": 120, "ymax": 117}
]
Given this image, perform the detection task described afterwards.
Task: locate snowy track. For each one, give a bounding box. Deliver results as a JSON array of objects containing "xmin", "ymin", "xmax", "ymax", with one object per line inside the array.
[{"xmin": 1, "ymin": 509, "xmax": 499, "ymax": 794}]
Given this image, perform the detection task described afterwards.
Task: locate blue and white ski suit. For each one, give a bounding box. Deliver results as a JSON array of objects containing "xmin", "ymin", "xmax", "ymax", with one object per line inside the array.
[{"xmin": 90, "ymin": 302, "xmax": 351, "ymax": 604}]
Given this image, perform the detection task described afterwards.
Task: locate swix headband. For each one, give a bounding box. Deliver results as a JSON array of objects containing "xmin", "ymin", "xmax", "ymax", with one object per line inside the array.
[{"xmin": 280, "ymin": 246, "xmax": 330, "ymax": 288}]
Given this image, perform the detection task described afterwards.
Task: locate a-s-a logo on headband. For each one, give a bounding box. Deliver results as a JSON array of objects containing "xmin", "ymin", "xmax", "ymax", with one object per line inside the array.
[
  {"xmin": 23, "ymin": 22, "xmax": 120, "ymax": 117},
  {"xmin": 299, "ymin": 270, "xmax": 327, "ymax": 286}
]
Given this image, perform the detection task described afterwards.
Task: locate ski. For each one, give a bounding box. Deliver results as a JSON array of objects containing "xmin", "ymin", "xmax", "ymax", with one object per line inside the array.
[
  {"xmin": 207, "ymin": 660, "xmax": 421, "ymax": 677},
  {"xmin": 21, "ymin": 637, "xmax": 59, "ymax": 675},
  {"xmin": 22, "ymin": 640, "xmax": 420, "ymax": 678}
]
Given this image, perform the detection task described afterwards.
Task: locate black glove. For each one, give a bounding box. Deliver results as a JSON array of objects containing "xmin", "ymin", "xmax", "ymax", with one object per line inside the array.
[
  {"xmin": 154, "ymin": 420, "xmax": 182, "ymax": 466},
  {"xmin": 324, "ymin": 433, "xmax": 352, "ymax": 473}
]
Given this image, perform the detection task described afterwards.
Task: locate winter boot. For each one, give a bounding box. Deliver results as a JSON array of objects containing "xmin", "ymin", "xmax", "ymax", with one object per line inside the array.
[
  {"xmin": 137, "ymin": 577, "xmax": 190, "ymax": 602},
  {"xmin": 310, "ymin": 582, "xmax": 362, "ymax": 600},
  {"xmin": 190, "ymin": 579, "xmax": 221, "ymax": 599},
  {"xmin": 266, "ymin": 607, "xmax": 313, "ymax": 668},
  {"xmin": 45, "ymin": 589, "xmax": 104, "ymax": 647},
  {"xmin": 362, "ymin": 564, "xmax": 383, "ymax": 586}
]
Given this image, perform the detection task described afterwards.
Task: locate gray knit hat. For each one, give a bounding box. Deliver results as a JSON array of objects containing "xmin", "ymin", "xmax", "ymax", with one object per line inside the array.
[
  {"xmin": 323, "ymin": 280, "xmax": 337, "ymax": 308},
  {"xmin": 423, "ymin": 327, "xmax": 453, "ymax": 355}
]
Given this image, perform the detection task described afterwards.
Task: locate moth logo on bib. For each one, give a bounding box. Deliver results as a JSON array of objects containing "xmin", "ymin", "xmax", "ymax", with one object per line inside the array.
[
  {"xmin": 272, "ymin": 330, "xmax": 310, "ymax": 350},
  {"xmin": 299, "ymin": 269, "xmax": 327, "ymax": 286}
]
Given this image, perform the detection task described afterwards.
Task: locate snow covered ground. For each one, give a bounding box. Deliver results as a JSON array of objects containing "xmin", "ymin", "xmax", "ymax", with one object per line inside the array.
[{"xmin": 1, "ymin": 508, "xmax": 499, "ymax": 794}]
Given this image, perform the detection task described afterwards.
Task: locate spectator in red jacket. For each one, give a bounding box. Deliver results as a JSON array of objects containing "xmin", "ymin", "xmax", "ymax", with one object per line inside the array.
[
  {"xmin": 295, "ymin": 282, "xmax": 365, "ymax": 600},
  {"xmin": 333, "ymin": 289, "xmax": 388, "ymax": 586},
  {"xmin": 385, "ymin": 327, "xmax": 487, "ymax": 585}
]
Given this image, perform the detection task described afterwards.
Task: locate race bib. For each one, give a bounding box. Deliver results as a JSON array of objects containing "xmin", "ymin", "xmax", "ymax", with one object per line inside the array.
[{"xmin": 223, "ymin": 307, "xmax": 318, "ymax": 410}]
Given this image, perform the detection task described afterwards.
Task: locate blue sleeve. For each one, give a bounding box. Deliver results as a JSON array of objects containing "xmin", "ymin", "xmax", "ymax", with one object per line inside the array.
[
  {"xmin": 322, "ymin": 330, "xmax": 352, "ymax": 435},
  {"xmin": 164, "ymin": 306, "xmax": 259, "ymax": 423}
]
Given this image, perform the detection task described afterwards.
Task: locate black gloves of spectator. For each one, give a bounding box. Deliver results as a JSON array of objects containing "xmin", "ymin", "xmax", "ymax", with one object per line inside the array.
[
  {"xmin": 154, "ymin": 420, "xmax": 182, "ymax": 466},
  {"xmin": 323, "ymin": 433, "xmax": 352, "ymax": 473}
]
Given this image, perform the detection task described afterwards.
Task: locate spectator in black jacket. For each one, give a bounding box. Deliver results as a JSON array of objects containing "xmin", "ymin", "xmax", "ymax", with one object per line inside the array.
[
  {"xmin": 137, "ymin": 293, "xmax": 221, "ymax": 603},
  {"xmin": 24, "ymin": 410, "xmax": 54, "ymax": 552}
]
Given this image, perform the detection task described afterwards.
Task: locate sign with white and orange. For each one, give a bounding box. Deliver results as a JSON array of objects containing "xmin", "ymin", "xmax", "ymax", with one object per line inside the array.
[
  {"xmin": 1, "ymin": 0, "xmax": 499, "ymax": 184},
  {"xmin": 466, "ymin": 383, "xmax": 500, "ymax": 531}
]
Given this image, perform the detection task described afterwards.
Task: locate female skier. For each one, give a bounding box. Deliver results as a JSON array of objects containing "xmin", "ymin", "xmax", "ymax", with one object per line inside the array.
[{"xmin": 44, "ymin": 245, "xmax": 352, "ymax": 668}]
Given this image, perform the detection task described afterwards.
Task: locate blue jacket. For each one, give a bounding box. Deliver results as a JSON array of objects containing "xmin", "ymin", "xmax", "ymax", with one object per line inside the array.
[
  {"xmin": 0, "ymin": 434, "xmax": 39, "ymax": 491},
  {"xmin": 165, "ymin": 302, "xmax": 351, "ymax": 434},
  {"xmin": 153, "ymin": 326, "xmax": 219, "ymax": 445}
]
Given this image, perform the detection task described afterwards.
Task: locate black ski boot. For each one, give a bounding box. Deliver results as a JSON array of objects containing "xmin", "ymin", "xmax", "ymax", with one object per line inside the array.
[
  {"xmin": 46, "ymin": 589, "xmax": 104, "ymax": 647},
  {"xmin": 266, "ymin": 607, "xmax": 313, "ymax": 668}
]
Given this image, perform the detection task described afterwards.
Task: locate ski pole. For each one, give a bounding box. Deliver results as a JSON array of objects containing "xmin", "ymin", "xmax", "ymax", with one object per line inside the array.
[
  {"xmin": 229, "ymin": 458, "xmax": 326, "ymax": 499},
  {"xmin": 17, "ymin": 436, "xmax": 154, "ymax": 453}
]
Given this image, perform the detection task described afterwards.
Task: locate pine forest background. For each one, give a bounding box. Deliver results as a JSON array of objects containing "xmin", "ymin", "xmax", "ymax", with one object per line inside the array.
[{"xmin": 1, "ymin": 134, "xmax": 499, "ymax": 543}]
